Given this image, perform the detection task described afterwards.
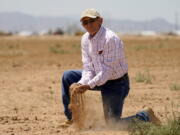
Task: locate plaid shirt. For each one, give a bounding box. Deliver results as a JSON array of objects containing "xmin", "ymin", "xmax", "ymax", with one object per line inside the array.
[{"xmin": 78, "ymin": 26, "xmax": 128, "ymax": 88}]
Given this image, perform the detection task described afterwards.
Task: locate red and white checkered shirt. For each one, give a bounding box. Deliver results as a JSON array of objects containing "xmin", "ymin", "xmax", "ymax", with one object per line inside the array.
[{"xmin": 78, "ymin": 26, "xmax": 128, "ymax": 88}]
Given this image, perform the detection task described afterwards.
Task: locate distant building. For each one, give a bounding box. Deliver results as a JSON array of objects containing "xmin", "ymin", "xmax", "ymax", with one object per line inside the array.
[
  {"xmin": 173, "ymin": 30, "xmax": 180, "ymax": 36},
  {"xmin": 18, "ymin": 31, "xmax": 34, "ymax": 36},
  {"xmin": 139, "ymin": 31, "xmax": 157, "ymax": 36},
  {"xmin": 38, "ymin": 30, "xmax": 49, "ymax": 36}
]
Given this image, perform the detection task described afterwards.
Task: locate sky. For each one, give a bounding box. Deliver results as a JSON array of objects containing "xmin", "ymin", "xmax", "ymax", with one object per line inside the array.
[{"xmin": 1, "ymin": 0, "xmax": 180, "ymax": 23}]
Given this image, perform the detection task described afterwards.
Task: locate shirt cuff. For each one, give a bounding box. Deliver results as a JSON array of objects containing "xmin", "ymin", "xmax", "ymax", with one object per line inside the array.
[
  {"xmin": 78, "ymin": 79, "xmax": 86, "ymax": 85},
  {"xmin": 87, "ymin": 80, "xmax": 96, "ymax": 89}
]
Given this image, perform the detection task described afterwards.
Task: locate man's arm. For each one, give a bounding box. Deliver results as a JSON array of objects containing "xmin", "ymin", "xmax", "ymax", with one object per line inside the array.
[{"xmin": 78, "ymin": 36, "xmax": 95, "ymax": 85}]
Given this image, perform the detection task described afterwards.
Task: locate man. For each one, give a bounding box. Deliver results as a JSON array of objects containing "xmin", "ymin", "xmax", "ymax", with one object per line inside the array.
[{"xmin": 60, "ymin": 9, "xmax": 161, "ymax": 128}]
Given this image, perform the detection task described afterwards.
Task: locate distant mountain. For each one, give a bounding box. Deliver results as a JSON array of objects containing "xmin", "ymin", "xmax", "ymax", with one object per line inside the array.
[
  {"xmin": 104, "ymin": 18, "xmax": 175, "ymax": 33},
  {"xmin": 0, "ymin": 12, "xmax": 77, "ymax": 33},
  {"xmin": 0, "ymin": 12, "xmax": 177, "ymax": 33},
  {"xmin": 107, "ymin": 18, "xmax": 178, "ymax": 32}
]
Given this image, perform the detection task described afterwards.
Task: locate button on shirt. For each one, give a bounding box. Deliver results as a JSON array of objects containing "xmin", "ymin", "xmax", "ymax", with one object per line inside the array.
[{"xmin": 78, "ymin": 26, "xmax": 128, "ymax": 89}]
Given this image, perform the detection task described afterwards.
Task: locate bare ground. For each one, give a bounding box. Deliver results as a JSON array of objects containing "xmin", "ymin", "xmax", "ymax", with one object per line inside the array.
[{"xmin": 0, "ymin": 35, "xmax": 179, "ymax": 135}]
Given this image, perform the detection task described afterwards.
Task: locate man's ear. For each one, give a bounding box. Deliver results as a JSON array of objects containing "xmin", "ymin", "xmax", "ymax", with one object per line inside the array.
[
  {"xmin": 99, "ymin": 18, "xmax": 103, "ymax": 24},
  {"xmin": 97, "ymin": 18, "xmax": 103, "ymax": 26}
]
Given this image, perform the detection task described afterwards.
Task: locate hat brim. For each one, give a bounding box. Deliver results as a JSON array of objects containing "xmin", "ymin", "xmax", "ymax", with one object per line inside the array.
[{"xmin": 80, "ymin": 15, "xmax": 97, "ymax": 21}]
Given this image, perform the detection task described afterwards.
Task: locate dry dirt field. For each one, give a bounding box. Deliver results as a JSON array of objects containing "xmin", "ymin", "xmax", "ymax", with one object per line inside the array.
[{"xmin": 0, "ymin": 35, "xmax": 179, "ymax": 135}]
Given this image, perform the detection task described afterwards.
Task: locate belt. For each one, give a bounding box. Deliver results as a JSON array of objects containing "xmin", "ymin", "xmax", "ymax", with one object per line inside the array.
[{"xmin": 107, "ymin": 73, "xmax": 128, "ymax": 83}]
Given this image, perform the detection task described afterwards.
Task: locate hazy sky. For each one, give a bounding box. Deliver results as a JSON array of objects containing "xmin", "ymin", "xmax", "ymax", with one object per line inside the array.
[{"xmin": 1, "ymin": 0, "xmax": 180, "ymax": 23}]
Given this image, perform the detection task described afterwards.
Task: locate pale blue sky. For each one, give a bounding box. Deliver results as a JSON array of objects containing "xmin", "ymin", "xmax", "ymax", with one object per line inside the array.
[{"xmin": 1, "ymin": 0, "xmax": 180, "ymax": 23}]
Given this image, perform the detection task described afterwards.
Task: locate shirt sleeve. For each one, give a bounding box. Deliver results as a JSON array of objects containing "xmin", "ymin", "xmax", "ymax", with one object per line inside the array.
[
  {"xmin": 78, "ymin": 36, "xmax": 95, "ymax": 85},
  {"xmin": 87, "ymin": 36, "xmax": 125, "ymax": 88}
]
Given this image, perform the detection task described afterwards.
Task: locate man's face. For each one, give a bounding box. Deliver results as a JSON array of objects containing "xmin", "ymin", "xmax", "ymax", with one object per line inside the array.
[{"xmin": 81, "ymin": 17, "xmax": 103, "ymax": 36}]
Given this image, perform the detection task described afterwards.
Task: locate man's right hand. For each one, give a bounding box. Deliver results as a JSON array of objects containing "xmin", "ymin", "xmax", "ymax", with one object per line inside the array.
[
  {"xmin": 70, "ymin": 83, "xmax": 81, "ymax": 94},
  {"xmin": 70, "ymin": 83, "xmax": 81, "ymax": 90},
  {"xmin": 77, "ymin": 85, "xmax": 90, "ymax": 93},
  {"xmin": 70, "ymin": 83, "xmax": 88, "ymax": 94}
]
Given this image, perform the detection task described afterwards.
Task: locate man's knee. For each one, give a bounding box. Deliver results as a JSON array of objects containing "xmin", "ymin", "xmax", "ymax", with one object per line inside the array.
[{"xmin": 62, "ymin": 70, "xmax": 74, "ymax": 81}]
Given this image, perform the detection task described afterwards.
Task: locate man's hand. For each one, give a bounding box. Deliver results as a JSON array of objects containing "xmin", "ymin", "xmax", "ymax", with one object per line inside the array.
[
  {"xmin": 77, "ymin": 85, "xmax": 90, "ymax": 93},
  {"xmin": 70, "ymin": 83, "xmax": 81, "ymax": 90},
  {"xmin": 70, "ymin": 83, "xmax": 90, "ymax": 94},
  {"xmin": 70, "ymin": 83, "xmax": 81, "ymax": 95}
]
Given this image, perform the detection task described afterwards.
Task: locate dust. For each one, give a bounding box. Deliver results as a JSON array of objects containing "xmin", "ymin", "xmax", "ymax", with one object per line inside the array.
[
  {"xmin": 69, "ymin": 89, "xmax": 128, "ymax": 131},
  {"xmin": 69, "ymin": 87, "xmax": 107, "ymax": 130}
]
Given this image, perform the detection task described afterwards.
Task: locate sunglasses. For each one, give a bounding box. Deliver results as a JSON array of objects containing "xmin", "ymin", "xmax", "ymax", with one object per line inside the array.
[{"xmin": 81, "ymin": 18, "xmax": 98, "ymax": 26}]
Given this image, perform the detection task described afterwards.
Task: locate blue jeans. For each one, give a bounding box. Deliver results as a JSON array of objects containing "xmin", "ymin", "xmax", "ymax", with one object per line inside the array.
[{"xmin": 61, "ymin": 70, "xmax": 149, "ymax": 123}]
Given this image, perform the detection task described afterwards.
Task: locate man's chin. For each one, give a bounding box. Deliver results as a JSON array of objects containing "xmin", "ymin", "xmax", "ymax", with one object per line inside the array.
[{"xmin": 88, "ymin": 31, "xmax": 97, "ymax": 36}]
